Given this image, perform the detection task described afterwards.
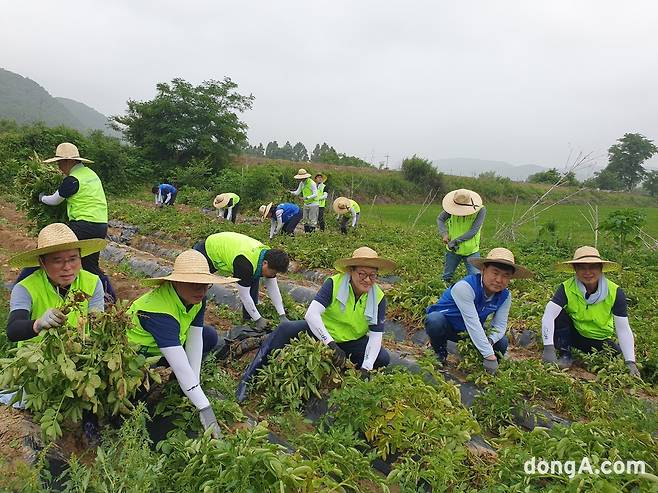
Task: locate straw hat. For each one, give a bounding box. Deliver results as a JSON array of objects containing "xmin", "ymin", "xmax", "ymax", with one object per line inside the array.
[
  {"xmin": 468, "ymin": 247, "xmax": 533, "ymax": 279},
  {"xmin": 259, "ymin": 202, "xmax": 274, "ymax": 220},
  {"xmin": 333, "ymin": 196, "xmax": 352, "ymax": 215},
  {"xmin": 442, "ymin": 189, "xmax": 483, "ymax": 216},
  {"xmin": 314, "ymin": 173, "xmax": 327, "ymax": 181},
  {"xmin": 294, "ymin": 168, "xmax": 311, "ymax": 179},
  {"xmin": 556, "ymin": 246, "xmax": 619, "ymax": 273},
  {"xmin": 143, "ymin": 250, "xmax": 239, "ymax": 286},
  {"xmin": 8, "ymin": 223, "xmax": 107, "ymax": 268},
  {"xmin": 213, "ymin": 193, "xmax": 232, "ymax": 209},
  {"xmin": 334, "ymin": 247, "xmax": 397, "ymax": 274},
  {"xmin": 43, "ymin": 143, "xmax": 93, "ymax": 164}
]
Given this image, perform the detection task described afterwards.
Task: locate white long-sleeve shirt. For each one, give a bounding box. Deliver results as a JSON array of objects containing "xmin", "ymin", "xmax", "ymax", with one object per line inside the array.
[{"xmin": 291, "ymin": 180, "xmax": 317, "ymax": 201}]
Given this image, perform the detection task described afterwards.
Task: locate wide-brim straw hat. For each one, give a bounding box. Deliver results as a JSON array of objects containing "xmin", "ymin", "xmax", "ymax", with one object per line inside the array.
[
  {"xmin": 442, "ymin": 189, "xmax": 483, "ymax": 216},
  {"xmin": 259, "ymin": 202, "xmax": 273, "ymax": 220},
  {"xmin": 556, "ymin": 246, "xmax": 619, "ymax": 273},
  {"xmin": 294, "ymin": 168, "xmax": 311, "ymax": 179},
  {"xmin": 143, "ymin": 250, "xmax": 239, "ymax": 286},
  {"xmin": 213, "ymin": 193, "xmax": 231, "ymax": 209},
  {"xmin": 333, "ymin": 196, "xmax": 352, "ymax": 215},
  {"xmin": 43, "ymin": 142, "xmax": 93, "ymax": 164},
  {"xmin": 314, "ymin": 173, "xmax": 327, "ymax": 181},
  {"xmin": 334, "ymin": 247, "xmax": 396, "ymax": 274},
  {"xmin": 468, "ymin": 247, "xmax": 533, "ymax": 279},
  {"xmin": 8, "ymin": 223, "xmax": 107, "ymax": 268}
]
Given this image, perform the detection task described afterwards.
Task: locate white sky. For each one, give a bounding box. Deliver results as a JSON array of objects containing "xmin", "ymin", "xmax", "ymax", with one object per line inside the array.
[{"xmin": 2, "ymin": 0, "xmax": 658, "ymax": 169}]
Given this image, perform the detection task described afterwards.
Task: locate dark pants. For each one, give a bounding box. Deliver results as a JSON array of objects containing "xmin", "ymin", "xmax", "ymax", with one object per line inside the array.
[
  {"xmin": 339, "ymin": 214, "xmax": 359, "ymax": 234},
  {"xmin": 152, "ymin": 325, "xmax": 219, "ymax": 367},
  {"xmin": 425, "ymin": 311, "xmax": 508, "ymax": 360},
  {"xmin": 283, "ymin": 211, "xmax": 303, "ymax": 235},
  {"xmin": 553, "ymin": 311, "xmax": 621, "ymax": 357},
  {"xmin": 317, "ymin": 207, "xmax": 325, "ymax": 231},
  {"xmin": 164, "ymin": 191, "xmax": 177, "ymax": 206},
  {"xmin": 68, "ymin": 220, "xmax": 116, "ymax": 302},
  {"xmin": 223, "ymin": 202, "xmax": 240, "ymax": 223}
]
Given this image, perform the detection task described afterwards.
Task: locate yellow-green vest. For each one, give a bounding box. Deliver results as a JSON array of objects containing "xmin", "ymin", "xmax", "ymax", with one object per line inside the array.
[
  {"xmin": 67, "ymin": 165, "xmax": 108, "ymax": 223},
  {"xmin": 317, "ymin": 183, "xmax": 326, "ymax": 208},
  {"xmin": 563, "ymin": 277, "xmax": 618, "ymax": 340},
  {"xmin": 126, "ymin": 282, "xmax": 203, "ymax": 356},
  {"xmin": 321, "ymin": 273, "xmax": 384, "ymax": 343},
  {"xmin": 445, "ymin": 213, "xmax": 481, "ymax": 256},
  {"xmin": 349, "ymin": 199, "xmax": 360, "ymax": 214},
  {"xmin": 17, "ymin": 268, "xmax": 99, "ymax": 347},
  {"xmin": 225, "ymin": 192, "xmax": 240, "ymax": 205},
  {"xmin": 302, "ymin": 178, "xmax": 319, "ymax": 206},
  {"xmin": 205, "ymin": 232, "xmax": 266, "ymax": 277}
]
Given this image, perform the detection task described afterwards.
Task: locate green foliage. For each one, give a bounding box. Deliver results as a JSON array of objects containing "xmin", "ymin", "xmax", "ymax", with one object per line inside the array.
[
  {"xmin": 606, "ymin": 132, "xmax": 658, "ymax": 191},
  {"xmin": 643, "ymin": 169, "xmax": 658, "ymax": 197},
  {"xmin": 599, "ymin": 208, "xmax": 646, "ymax": 254},
  {"xmin": 528, "ymin": 168, "xmax": 579, "ymax": 186},
  {"xmin": 310, "ymin": 142, "xmax": 373, "ymax": 167},
  {"xmin": 401, "ymin": 154, "xmax": 444, "ymax": 191}
]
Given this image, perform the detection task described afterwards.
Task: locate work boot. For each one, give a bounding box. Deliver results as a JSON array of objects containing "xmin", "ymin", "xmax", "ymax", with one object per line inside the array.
[
  {"xmin": 303, "ymin": 225, "xmax": 310, "ymax": 233},
  {"xmin": 557, "ymin": 354, "xmax": 573, "ymax": 369}
]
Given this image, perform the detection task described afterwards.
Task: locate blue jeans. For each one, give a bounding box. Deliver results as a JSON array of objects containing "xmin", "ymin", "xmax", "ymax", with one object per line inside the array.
[
  {"xmin": 424, "ymin": 311, "xmax": 508, "ymax": 360},
  {"xmin": 442, "ymin": 250, "xmax": 480, "ymax": 282}
]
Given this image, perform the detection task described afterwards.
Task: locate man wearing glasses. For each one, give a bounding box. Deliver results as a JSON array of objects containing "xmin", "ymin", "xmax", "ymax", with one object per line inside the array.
[{"xmin": 236, "ymin": 247, "xmax": 396, "ymax": 402}]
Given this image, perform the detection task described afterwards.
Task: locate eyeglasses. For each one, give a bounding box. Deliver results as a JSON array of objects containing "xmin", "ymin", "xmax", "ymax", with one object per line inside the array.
[
  {"xmin": 43, "ymin": 256, "xmax": 81, "ymax": 268},
  {"xmin": 355, "ymin": 270, "xmax": 378, "ymax": 281}
]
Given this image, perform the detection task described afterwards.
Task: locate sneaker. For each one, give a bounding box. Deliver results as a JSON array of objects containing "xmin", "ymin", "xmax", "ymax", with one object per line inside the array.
[{"xmin": 557, "ymin": 355, "xmax": 573, "ymax": 369}]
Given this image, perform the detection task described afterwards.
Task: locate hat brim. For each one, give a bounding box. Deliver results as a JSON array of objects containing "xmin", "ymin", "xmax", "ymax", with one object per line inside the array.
[
  {"xmin": 294, "ymin": 173, "xmax": 311, "ymax": 179},
  {"xmin": 333, "ymin": 198, "xmax": 351, "ymax": 215},
  {"xmin": 334, "ymin": 257, "xmax": 397, "ymax": 274},
  {"xmin": 467, "ymin": 257, "xmax": 533, "ymax": 279},
  {"xmin": 556, "ymin": 260, "xmax": 619, "ymax": 273},
  {"xmin": 43, "ymin": 156, "xmax": 94, "ymax": 164},
  {"xmin": 214, "ymin": 199, "xmax": 230, "ymax": 209},
  {"xmin": 314, "ymin": 174, "xmax": 327, "ymax": 181},
  {"xmin": 442, "ymin": 190, "xmax": 483, "ymax": 216},
  {"xmin": 142, "ymin": 273, "xmax": 239, "ymax": 286},
  {"xmin": 8, "ymin": 238, "xmax": 108, "ymax": 268},
  {"xmin": 261, "ymin": 202, "xmax": 273, "ymax": 221}
]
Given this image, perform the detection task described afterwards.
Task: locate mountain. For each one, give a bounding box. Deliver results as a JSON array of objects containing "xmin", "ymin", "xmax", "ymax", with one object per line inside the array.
[{"xmin": 0, "ymin": 67, "xmax": 118, "ymax": 137}]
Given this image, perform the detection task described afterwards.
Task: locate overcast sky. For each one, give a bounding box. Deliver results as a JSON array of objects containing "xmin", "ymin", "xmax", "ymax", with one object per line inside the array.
[{"xmin": 2, "ymin": 1, "xmax": 658, "ymax": 170}]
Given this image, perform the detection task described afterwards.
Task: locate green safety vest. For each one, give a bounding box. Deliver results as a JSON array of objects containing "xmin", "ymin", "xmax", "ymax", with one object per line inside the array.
[
  {"xmin": 225, "ymin": 192, "xmax": 240, "ymax": 205},
  {"xmin": 563, "ymin": 277, "xmax": 618, "ymax": 340},
  {"xmin": 66, "ymin": 165, "xmax": 108, "ymax": 223},
  {"xmin": 302, "ymin": 178, "xmax": 319, "ymax": 206},
  {"xmin": 445, "ymin": 213, "xmax": 481, "ymax": 256},
  {"xmin": 204, "ymin": 232, "xmax": 266, "ymax": 277},
  {"xmin": 317, "ymin": 183, "xmax": 326, "ymax": 208},
  {"xmin": 17, "ymin": 268, "xmax": 99, "ymax": 347},
  {"xmin": 349, "ymin": 200, "xmax": 360, "ymax": 214},
  {"xmin": 321, "ymin": 273, "xmax": 384, "ymax": 343},
  {"xmin": 126, "ymin": 282, "xmax": 202, "ymax": 356}
]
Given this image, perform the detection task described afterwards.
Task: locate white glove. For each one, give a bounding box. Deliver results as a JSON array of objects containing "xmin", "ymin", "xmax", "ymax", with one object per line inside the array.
[{"xmin": 34, "ymin": 308, "xmax": 66, "ymax": 333}]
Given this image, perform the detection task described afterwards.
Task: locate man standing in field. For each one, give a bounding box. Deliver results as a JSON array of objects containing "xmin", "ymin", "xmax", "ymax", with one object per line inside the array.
[
  {"xmin": 437, "ymin": 188, "xmax": 486, "ymax": 284},
  {"xmin": 541, "ymin": 246, "xmax": 639, "ymax": 377},
  {"xmin": 333, "ymin": 197, "xmax": 360, "ymax": 234},
  {"xmin": 290, "ymin": 168, "xmax": 319, "ymax": 232},
  {"xmin": 425, "ymin": 248, "xmax": 533, "ymax": 375},
  {"xmin": 315, "ymin": 174, "xmax": 328, "ymax": 231},
  {"xmin": 213, "ymin": 192, "xmax": 241, "ymax": 223},
  {"xmin": 192, "ymin": 231, "xmax": 290, "ymax": 331},
  {"xmin": 152, "ymin": 183, "xmax": 178, "ymax": 207}
]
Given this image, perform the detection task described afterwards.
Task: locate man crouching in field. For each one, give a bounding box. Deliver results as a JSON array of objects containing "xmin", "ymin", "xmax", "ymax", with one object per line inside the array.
[{"xmin": 424, "ymin": 248, "xmax": 533, "ymax": 375}]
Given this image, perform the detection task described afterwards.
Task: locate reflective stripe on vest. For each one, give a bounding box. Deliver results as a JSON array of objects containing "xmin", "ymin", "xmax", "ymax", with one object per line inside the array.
[
  {"xmin": 126, "ymin": 282, "xmax": 202, "ymax": 355},
  {"xmin": 320, "ymin": 273, "xmax": 384, "ymax": 343},
  {"xmin": 302, "ymin": 178, "xmax": 318, "ymax": 206},
  {"xmin": 317, "ymin": 183, "xmax": 326, "ymax": 207},
  {"xmin": 17, "ymin": 268, "xmax": 98, "ymax": 347},
  {"xmin": 563, "ymin": 277, "xmax": 618, "ymax": 340},
  {"xmin": 277, "ymin": 203, "xmax": 300, "ymax": 223},
  {"xmin": 66, "ymin": 165, "xmax": 108, "ymax": 223},
  {"xmin": 204, "ymin": 232, "xmax": 266, "ymax": 277},
  {"xmin": 349, "ymin": 200, "xmax": 360, "ymax": 214},
  {"xmin": 445, "ymin": 213, "xmax": 481, "ymax": 256}
]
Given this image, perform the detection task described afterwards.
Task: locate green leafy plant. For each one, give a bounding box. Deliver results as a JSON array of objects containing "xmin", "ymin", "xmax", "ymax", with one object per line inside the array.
[{"xmin": 599, "ymin": 208, "xmax": 646, "ymax": 255}]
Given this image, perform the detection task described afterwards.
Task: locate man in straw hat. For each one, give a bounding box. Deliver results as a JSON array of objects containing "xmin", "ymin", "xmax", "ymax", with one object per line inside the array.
[
  {"xmin": 5, "ymin": 223, "xmax": 107, "ymax": 442},
  {"xmin": 333, "ymin": 197, "xmax": 360, "ymax": 234},
  {"xmin": 152, "ymin": 183, "xmax": 178, "ymax": 207},
  {"xmin": 126, "ymin": 249, "xmax": 238, "ymax": 438},
  {"xmin": 192, "ymin": 232, "xmax": 290, "ymax": 331},
  {"xmin": 290, "ymin": 168, "xmax": 319, "ymax": 232},
  {"xmin": 425, "ymin": 247, "xmax": 533, "ymax": 375},
  {"xmin": 236, "ymin": 246, "xmax": 395, "ymax": 402},
  {"xmin": 213, "ymin": 192, "xmax": 241, "ymax": 223},
  {"xmin": 259, "ymin": 202, "xmax": 302, "ymax": 240},
  {"xmin": 437, "ymin": 188, "xmax": 487, "ymax": 284},
  {"xmin": 38, "ymin": 142, "xmax": 114, "ymax": 301},
  {"xmin": 314, "ymin": 173, "xmax": 328, "ymax": 231},
  {"xmin": 540, "ymin": 246, "xmax": 639, "ymax": 376}
]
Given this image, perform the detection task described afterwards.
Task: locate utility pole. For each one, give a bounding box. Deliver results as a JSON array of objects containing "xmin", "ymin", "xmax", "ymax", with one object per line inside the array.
[{"xmin": 384, "ymin": 154, "xmax": 390, "ymax": 169}]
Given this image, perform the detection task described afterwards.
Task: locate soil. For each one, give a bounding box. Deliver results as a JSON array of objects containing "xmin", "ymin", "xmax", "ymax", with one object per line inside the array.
[{"xmin": 0, "ymin": 405, "xmax": 41, "ymax": 469}]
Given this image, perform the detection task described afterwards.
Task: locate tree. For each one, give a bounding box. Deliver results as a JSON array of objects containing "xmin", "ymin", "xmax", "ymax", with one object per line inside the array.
[
  {"xmin": 292, "ymin": 142, "xmax": 309, "ymax": 161},
  {"xmin": 606, "ymin": 133, "xmax": 657, "ymax": 191},
  {"xmin": 591, "ymin": 167, "xmax": 623, "ymax": 191},
  {"xmin": 265, "ymin": 141, "xmax": 280, "ymax": 158},
  {"xmin": 528, "ymin": 168, "xmax": 579, "ymax": 186},
  {"xmin": 401, "ymin": 155, "xmax": 444, "ymax": 190},
  {"xmin": 280, "ymin": 141, "xmax": 295, "ymax": 160},
  {"xmin": 112, "ymin": 77, "xmax": 254, "ymax": 173},
  {"xmin": 243, "ymin": 143, "xmax": 265, "ymax": 157},
  {"xmin": 643, "ymin": 170, "xmax": 658, "ymax": 197}
]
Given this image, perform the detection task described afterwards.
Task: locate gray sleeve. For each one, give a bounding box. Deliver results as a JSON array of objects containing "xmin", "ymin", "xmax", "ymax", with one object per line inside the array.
[
  {"xmin": 451, "ymin": 280, "xmax": 494, "ymax": 358},
  {"xmin": 89, "ymin": 279, "xmax": 105, "ymax": 312},
  {"xmin": 437, "ymin": 211, "xmax": 450, "ymax": 235},
  {"xmin": 454, "ymin": 207, "xmax": 487, "ymax": 243},
  {"xmin": 10, "ymin": 284, "xmax": 33, "ymax": 312},
  {"xmin": 489, "ymin": 291, "xmax": 511, "ymax": 343}
]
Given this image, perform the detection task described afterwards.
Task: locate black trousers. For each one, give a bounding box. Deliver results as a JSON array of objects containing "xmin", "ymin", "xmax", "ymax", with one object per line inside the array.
[
  {"xmin": 317, "ymin": 207, "xmax": 325, "ymax": 231},
  {"xmin": 223, "ymin": 203, "xmax": 240, "ymax": 223},
  {"xmin": 553, "ymin": 310, "xmax": 621, "ymax": 357}
]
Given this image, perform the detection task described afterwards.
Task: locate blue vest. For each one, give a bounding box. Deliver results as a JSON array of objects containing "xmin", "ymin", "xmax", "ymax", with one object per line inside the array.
[
  {"xmin": 426, "ymin": 274, "xmax": 509, "ymax": 331},
  {"xmin": 277, "ymin": 203, "xmax": 300, "ymax": 223},
  {"xmin": 160, "ymin": 183, "xmax": 177, "ymax": 194}
]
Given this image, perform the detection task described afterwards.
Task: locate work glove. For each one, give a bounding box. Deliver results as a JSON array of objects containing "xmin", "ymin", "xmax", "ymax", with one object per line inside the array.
[
  {"xmin": 279, "ymin": 314, "xmax": 290, "ymax": 323},
  {"xmin": 542, "ymin": 345, "xmax": 558, "ymax": 364},
  {"xmin": 34, "ymin": 308, "xmax": 66, "ymax": 333},
  {"xmin": 625, "ymin": 361, "xmax": 640, "ymax": 378},
  {"xmin": 358, "ymin": 368, "xmax": 371, "ymax": 380},
  {"xmin": 199, "ymin": 406, "xmax": 222, "ymax": 439},
  {"xmin": 38, "ymin": 192, "xmax": 45, "ymax": 202},
  {"xmin": 482, "ymin": 357, "xmax": 499, "ymax": 375},
  {"xmin": 447, "ymin": 240, "xmax": 459, "ymax": 251},
  {"xmin": 441, "ymin": 234, "xmax": 449, "ymax": 244},
  {"xmin": 254, "ymin": 317, "xmax": 269, "ymax": 331},
  {"xmin": 327, "ymin": 341, "xmax": 347, "ymax": 368}
]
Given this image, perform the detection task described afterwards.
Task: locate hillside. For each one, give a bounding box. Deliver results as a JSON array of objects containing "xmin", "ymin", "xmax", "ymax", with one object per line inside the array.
[{"xmin": 55, "ymin": 97, "xmax": 121, "ymax": 138}]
